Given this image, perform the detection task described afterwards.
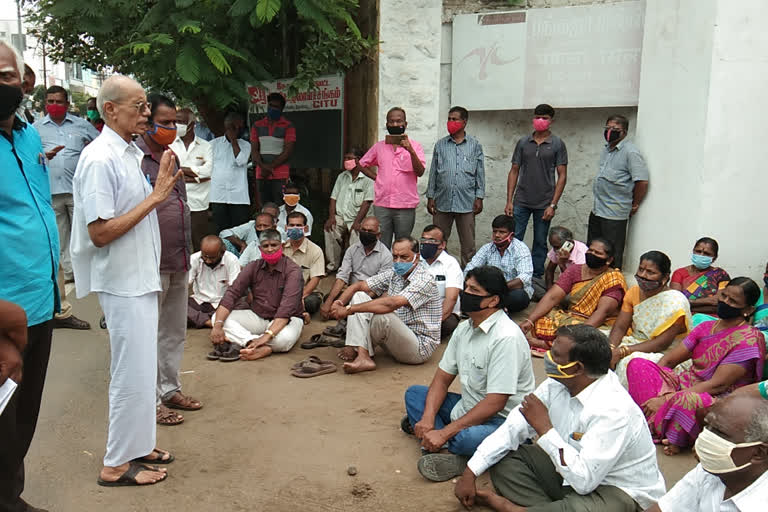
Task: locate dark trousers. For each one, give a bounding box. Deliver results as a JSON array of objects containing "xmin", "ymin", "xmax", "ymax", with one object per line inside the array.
[
  {"xmin": 187, "ymin": 298, "xmax": 216, "ymax": 328},
  {"xmin": 587, "ymin": 212, "xmax": 629, "ymax": 270},
  {"xmin": 373, "ymin": 205, "xmax": 416, "ymax": 249},
  {"xmin": 441, "ymin": 313, "xmax": 460, "ymax": 340},
  {"xmin": 513, "ymin": 205, "xmax": 550, "ymax": 278},
  {"xmin": 505, "ymin": 289, "xmax": 531, "ymax": 314},
  {"xmin": 210, "ymin": 203, "xmax": 251, "ymax": 234},
  {"xmin": 489, "ymin": 444, "xmax": 641, "ymax": 512},
  {"xmin": 0, "ymin": 320, "xmax": 53, "ymax": 512},
  {"xmin": 257, "ymin": 178, "xmax": 287, "ymax": 206},
  {"xmin": 190, "ymin": 209, "xmax": 212, "ymax": 252},
  {"xmin": 304, "ymin": 292, "xmax": 323, "ymax": 315},
  {"xmin": 432, "ymin": 210, "xmax": 476, "ymax": 267}
]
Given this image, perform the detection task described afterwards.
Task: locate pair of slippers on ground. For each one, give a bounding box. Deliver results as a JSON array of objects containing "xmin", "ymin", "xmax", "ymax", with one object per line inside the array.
[
  {"xmin": 207, "ymin": 341, "xmax": 241, "ymax": 362},
  {"xmin": 290, "ymin": 355, "xmax": 338, "ymax": 378},
  {"xmin": 300, "ymin": 323, "xmax": 346, "ymax": 349}
]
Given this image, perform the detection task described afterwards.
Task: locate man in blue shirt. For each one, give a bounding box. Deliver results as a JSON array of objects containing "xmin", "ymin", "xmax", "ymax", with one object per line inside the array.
[
  {"xmin": 35, "ymin": 85, "xmax": 99, "ymax": 330},
  {"xmin": 0, "ymin": 41, "xmax": 60, "ymax": 512},
  {"xmin": 426, "ymin": 106, "xmax": 485, "ymax": 266}
]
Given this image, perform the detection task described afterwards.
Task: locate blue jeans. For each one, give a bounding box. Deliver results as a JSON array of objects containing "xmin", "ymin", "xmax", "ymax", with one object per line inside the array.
[
  {"xmin": 404, "ymin": 385, "xmax": 505, "ymax": 456},
  {"xmin": 513, "ymin": 205, "xmax": 550, "ymax": 278}
]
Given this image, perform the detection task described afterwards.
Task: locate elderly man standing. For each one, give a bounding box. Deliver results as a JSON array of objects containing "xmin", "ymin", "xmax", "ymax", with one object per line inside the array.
[
  {"xmin": 209, "ymin": 112, "xmax": 251, "ymax": 232},
  {"xmin": 0, "ymin": 42, "xmax": 60, "ymax": 512},
  {"xmin": 426, "ymin": 106, "xmax": 485, "ymax": 266},
  {"xmin": 171, "ymin": 108, "xmax": 213, "ymax": 251},
  {"xmin": 71, "ymin": 75, "xmax": 181, "ymax": 486},
  {"xmin": 35, "ymin": 85, "xmax": 100, "ymax": 330},
  {"xmin": 138, "ymin": 93, "xmax": 201, "ymax": 426},
  {"xmin": 209, "ymin": 229, "xmax": 305, "ymax": 362},
  {"xmin": 360, "ymin": 107, "xmax": 426, "ymax": 248},
  {"xmin": 332, "ymin": 237, "xmax": 441, "ymax": 373}
]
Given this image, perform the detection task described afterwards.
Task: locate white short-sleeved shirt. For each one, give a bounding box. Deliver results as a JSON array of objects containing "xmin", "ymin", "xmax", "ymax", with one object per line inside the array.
[
  {"xmin": 209, "ymin": 136, "xmax": 251, "ymax": 205},
  {"xmin": 188, "ymin": 250, "xmax": 241, "ymax": 307},
  {"xmin": 425, "ymin": 250, "xmax": 464, "ymax": 315},
  {"xmin": 658, "ymin": 463, "xmax": 767, "ymax": 512},
  {"xmin": 71, "ymin": 126, "xmax": 162, "ymax": 298},
  {"xmin": 438, "ymin": 310, "xmax": 534, "ymax": 420},
  {"xmin": 170, "ymin": 136, "xmax": 213, "ymax": 211}
]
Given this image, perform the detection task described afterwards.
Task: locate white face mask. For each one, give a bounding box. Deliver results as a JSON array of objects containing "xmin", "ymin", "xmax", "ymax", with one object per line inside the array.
[
  {"xmin": 695, "ymin": 427, "xmax": 764, "ymax": 474},
  {"xmin": 176, "ymin": 123, "xmax": 187, "ymax": 138}
]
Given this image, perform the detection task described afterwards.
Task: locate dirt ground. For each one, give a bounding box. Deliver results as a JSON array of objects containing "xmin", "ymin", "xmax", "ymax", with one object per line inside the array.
[{"xmin": 23, "ymin": 281, "xmax": 696, "ymax": 511}]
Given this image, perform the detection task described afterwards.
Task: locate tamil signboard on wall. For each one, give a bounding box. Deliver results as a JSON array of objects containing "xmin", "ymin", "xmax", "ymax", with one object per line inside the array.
[
  {"xmin": 451, "ymin": 1, "xmax": 644, "ymax": 110},
  {"xmin": 247, "ymin": 75, "xmax": 344, "ymax": 112}
]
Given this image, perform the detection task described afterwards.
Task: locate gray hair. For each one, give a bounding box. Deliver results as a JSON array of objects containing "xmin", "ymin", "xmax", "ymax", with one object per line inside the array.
[
  {"xmin": 0, "ymin": 41, "xmax": 24, "ymax": 80},
  {"xmin": 96, "ymin": 75, "xmax": 141, "ymax": 116},
  {"xmin": 549, "ymin": 226, "xmax": 573, "ymax": 243},
  {"xmin": 259, "ymin": 229, "xmax": 282, "ymax": 244},
  {"xmin": 744, "ymin": 400, "xmax": 768, "ymax": 443}
]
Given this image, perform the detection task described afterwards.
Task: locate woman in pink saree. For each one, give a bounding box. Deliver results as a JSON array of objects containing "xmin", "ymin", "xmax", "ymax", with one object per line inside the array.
[{"xmin": 626, "ymin": 277, "xmax": 765, "ymax": 455}]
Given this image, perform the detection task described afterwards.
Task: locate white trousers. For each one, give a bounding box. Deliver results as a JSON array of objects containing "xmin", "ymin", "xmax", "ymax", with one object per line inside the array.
[
  {"xmin": 345, "ymin": 292, "xmax": 425, "ymax": 364},
  {"xmin": 213, "ymin": 310, "xmax": 303, "ymax": 352},
  {"xmin": 99, "ymin": 292, "xmax": 158, "ymax": 467},
  {"xmin": 157, "ymin": 271, "xmax": 188, "ymax": 403}
]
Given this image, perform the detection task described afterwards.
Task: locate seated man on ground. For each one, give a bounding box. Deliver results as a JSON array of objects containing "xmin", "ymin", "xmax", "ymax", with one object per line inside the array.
[
  {"xmin": 282, "ymin": 211, "xmax": 325, "ymax": 316},
  {"xmin": 520, "ymin": 238, "xmax": 626, "ymax": 355},
  {"xmin": 188, "ymin": 236, "xmax": 241, "ymax": 328},
  {"xmin": 220, "ymin": 211, "xmax": 274, "ymax": 259},
  {"xmin": 277, "ymin": 182, "xmax": 313, "ymax": 233},
  {"xmin": 464, "ymin": 215, "xmax": 534, "ymax": 314},
  {"xmin": 646, "ymin": 394, "xmax": 768, "ymax": 512},
  {"xmin": 237, "ymin": 211, "xmax": 280, "ymax": 266},
  {"xmin": 317, "ymin": 216, "xmax": 391, "ymax": 340},
  {"xmin": 403, "ymin": 265, "xmax": 535, "ymax": 482},
  {"xmin": 331, "ymin": 237, "xmax": 441, "ymax": 374},
  {"xmin": 209, "ymin": 229, "xmax": 304, "ymax": 361},
  {"xmin": 420, "ymin": 224, "xmax": 464, "ymax": 339},
  {"xmin": 626, "ymin": 277, "xmax": 764, "ymax": 456},
  {"xmin": 608, "ymin": 250, "xmax": 691, "ymax": 386},
  {"xmin": 670, "ymin": 236, "xmax": 730, "ymax": 316},
  {"xmin": 454, "ymin": 324, "xmax": 666, "ymax": 512},
  {"xmin": 543, "ymin": 225, "xmax": 588, "ymax": 291}
]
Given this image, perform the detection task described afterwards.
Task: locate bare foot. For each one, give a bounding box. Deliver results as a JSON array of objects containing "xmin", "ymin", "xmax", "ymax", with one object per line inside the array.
[
  {"xmin": 337, "ymin": 346, "xmax": 357, "ymax": 361},
  {"xmin": 661, "ymin": 439, "xmax": 681, "ymax": 456},
  {"xmin": 476, "ymin": 488, "xmax": 524, "ymax": 512},
  {"xmin": 99, "ymin": 463, "xmax": 167, "ymax": 485},
  {"xmin": 240, "ymin": 345, "xmax": 273, "ymax": 361},
  {"xmin": 302, "ymin": 312, "xmax": 311, "ymax": 325},
  {"xmin": 343, "ymin": 355, "xmax": 377, "ymax": 374},
  {"xmin": 138, "ymin": 447, "xmax": 173, "ymax": 463}
]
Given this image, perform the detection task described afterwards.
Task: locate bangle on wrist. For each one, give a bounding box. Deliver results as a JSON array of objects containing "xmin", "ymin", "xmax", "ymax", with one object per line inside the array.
[
  {"xmin": 523, "ymin": 318, "xmax": 534, "ymax": 327},
  {"xmin": 214, "ymin": 320, "xmax": 224, "ymax": 325}
]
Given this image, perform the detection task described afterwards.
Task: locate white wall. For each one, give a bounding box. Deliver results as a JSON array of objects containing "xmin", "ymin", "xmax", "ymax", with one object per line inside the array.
[{"xmin": 628, "ymin": 0, "xmax": 768, "ymax": 280}]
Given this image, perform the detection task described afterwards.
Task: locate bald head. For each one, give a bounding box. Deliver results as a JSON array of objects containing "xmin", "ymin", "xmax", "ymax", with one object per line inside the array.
[
  {"xmin": 200, "ymin": 235, "xmax": 224, "ymax": 253},
  {"xmin": 96, "ymin": 75, "xmax": 142, "ymax": 116},
  {"xmin": 97, "ymin": 75, "xmax": 150, "ymax": 140},
  {"xmin": 360, "ymin": 216, "xmax": 380, "ymax": 232}
]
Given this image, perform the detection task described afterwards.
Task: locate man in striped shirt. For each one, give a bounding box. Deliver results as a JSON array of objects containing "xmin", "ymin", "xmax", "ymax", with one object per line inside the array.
[{"xmin": 426, "ymin": 106, "xmax": 485, "ymax": 266}]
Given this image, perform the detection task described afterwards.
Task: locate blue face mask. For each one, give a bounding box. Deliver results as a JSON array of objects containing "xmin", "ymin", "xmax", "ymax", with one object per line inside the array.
[
  {"xmin": 286, "ymin": 227, "xmax": 305, "ymax": 241},
  {"xmin": 393, "ymin": 255, "xmax": 417, "ymax": 276},
  {"xmin": 267, "ymin": 107, "xmax": 282, "ymax": 121},
  {"xmin": 691, "ymin": 253, "xmax": 713, "ymax": 270}
]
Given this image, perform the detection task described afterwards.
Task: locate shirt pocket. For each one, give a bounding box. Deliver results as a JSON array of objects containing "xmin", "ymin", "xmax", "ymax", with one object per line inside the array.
[
  {"xmin": 466, "ymin": 354, "xmax": 487, "ymax": 392},
  {"xmin": 351, "ymin": 187, "xmax": 365, "ymax": 208}
]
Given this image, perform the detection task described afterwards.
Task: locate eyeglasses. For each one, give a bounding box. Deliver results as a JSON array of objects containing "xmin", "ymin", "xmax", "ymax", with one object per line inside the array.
[{"xmin": 119, "ymin": 100, "xmax": 150, "ymax": 113}]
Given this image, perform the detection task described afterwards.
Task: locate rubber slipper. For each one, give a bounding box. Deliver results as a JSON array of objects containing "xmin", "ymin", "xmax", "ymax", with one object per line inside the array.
[
  {"xmin": 133, "ymin": 448, "xmax": 175, "ymax": 465},
  {"xmin": 291, "ymin": 355, "xmax": 323, "ymax": 370},
  {"xmin": 290, "ymin": 361, "xmax": 337, "ymax": 378},
  {"xmin": 322, "ymin": 325, "xmax": 346, "ymax": 337},
  {"xmin": 156, "ymin": 406, "xmax": 184, "ymax": 426},
  {"xmin": 300, "ymin": 334, "xmax": 324, "ymax": 349},
  {"xmin": 163, "ymin": 392, "xmax": 203, "ymax": 411},
  {"xmin": 218, "ymin": 345, "xmax": 242, "ymax": 362},
  {"xmin": 97, "ymin": 461, "xmax": 167, "ymax": 487}
]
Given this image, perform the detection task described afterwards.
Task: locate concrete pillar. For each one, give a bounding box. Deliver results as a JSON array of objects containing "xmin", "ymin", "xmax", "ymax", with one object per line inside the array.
[
  {"xmin": 626, "ymin": 0, "xmax": 768, "ymax": 280},
  {"xmin": 378, "ymin": 0, "xmax": 443, "ymax": 196}
]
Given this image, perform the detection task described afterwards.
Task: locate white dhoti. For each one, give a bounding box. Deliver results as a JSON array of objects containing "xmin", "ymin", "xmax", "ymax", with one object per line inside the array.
[
  {"xmin": 213, "ymin": 310, "xmax": 303, "ymax": 352},
  {"xmin": 99, "ymin": 291, "xmax": 158, "ymax": 467},
  {"xmin": 344, "ymin": 291, "xmax": 425, "ymax": 364}
]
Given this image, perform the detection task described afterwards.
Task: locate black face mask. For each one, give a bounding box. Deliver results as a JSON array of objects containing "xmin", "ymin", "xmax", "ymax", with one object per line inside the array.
[
  {"xmin": 717, "ymin": 300, "xmax": 744, "ymax": 320},
  {"xmin": 604, "ymin": 128, "xmax": 622, "ymax": 143},
  {"xmin": 585, "ymin": 253, "xmax": 607, "ymax": 269},
  {"xmin": 359, "ymin": 231, "xmax": 378, "ymax": 247},
  {"xmin": 635, "ymin": 275, "xmax": 663, "ymax": 292},
  {"xmin": 420, "ymin": 243, "xmax": 439, "ymax": 260},
  {"xmin": 460, "ymin": 290, "xmax": 492, "ymax": 314},
  {"xmin": 386, "ymin": 125, "xmax": 405, "ymax": 135},
  {"xmin": 0, "ymin": 83, "xmax": 23, "ymax": 120}
]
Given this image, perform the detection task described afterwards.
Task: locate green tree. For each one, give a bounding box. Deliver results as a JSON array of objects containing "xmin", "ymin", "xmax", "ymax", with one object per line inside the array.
[{"xmin": 26, "ymin": 0, "xmax": 374, "ymax": 133}]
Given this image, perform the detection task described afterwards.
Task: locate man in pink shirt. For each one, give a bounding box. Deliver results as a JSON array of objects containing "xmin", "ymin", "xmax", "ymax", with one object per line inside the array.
[{"xmin": 360, "ymin": 107, "xmax": 426, "ymax": 248}]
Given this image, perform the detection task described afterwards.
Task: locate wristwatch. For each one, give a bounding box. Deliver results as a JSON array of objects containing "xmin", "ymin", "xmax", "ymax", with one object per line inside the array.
[{"xmin": 550, "ymin": 204, "xmax": 558, "ymax": 210}]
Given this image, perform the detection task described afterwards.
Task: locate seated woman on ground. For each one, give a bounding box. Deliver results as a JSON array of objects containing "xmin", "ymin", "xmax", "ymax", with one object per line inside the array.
[
  {"xmin": 626, "ymin": 277, "xmax": 765, "ymax": 456},
  {"xmin": 670, "ymin": 237, "xmax": 729, "ymax": 315},
  {"xmin": 542, "ymin": 226, "xmax": 588, "ymax": 291},
  {"xmin": 520, "ymin": 238, "xmax": 626, "ymax": 356},
  {"xmin": 608, "ymin": 250, "xmax": 691, "ymax": 386}
]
